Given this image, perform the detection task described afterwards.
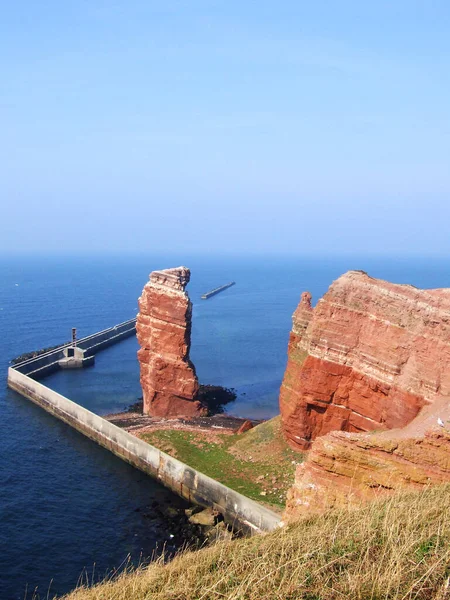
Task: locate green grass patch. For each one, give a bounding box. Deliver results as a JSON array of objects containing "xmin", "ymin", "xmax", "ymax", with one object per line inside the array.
[{"xmin": 142, "ymin": 417, "xmax": 299, "ymax": 508}]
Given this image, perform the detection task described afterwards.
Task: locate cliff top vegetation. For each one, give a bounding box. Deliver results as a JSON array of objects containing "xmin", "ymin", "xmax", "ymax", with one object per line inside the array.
[
  {"xmin": 62, "ymin": 483, "xmax": 450, "ymax": 600},
  {"xmin": 141, "ymin": 416, "xmax": 298, "ymax": 508}
]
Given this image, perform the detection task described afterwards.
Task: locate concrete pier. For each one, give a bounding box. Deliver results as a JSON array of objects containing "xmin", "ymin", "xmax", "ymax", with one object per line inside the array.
[
  {"xmin": 7, "ymin": 365, "xmax": 280, "ymax": 533},
  {"xmin": 7, "ymin": 316, "xmax": 281, "ymax": 532},
  {"xmin": 12, "ymin": 318, "xmax": 136, "ymax": 379},
  {"xmin": 201, "ymin": 281, "xmax": 236, "ymax": 300}
]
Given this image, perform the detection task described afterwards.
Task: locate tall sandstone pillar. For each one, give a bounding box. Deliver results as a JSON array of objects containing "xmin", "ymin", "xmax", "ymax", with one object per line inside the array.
[{"xmin": 136, "ymin": 267, "xmax": 204, "ymax": 417}]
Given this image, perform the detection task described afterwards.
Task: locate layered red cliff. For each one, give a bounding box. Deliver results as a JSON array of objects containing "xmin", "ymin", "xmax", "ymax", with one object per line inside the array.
[
  {"xmin": 284, "ymin": 400, "xmax": 450, "ymax": 520},
  {"xmin": 136, "ymin": 266, "xmax": 205, "ymax": 418},
  {"xmin": 280, "ymin": 270, "xmax": 450, "ymax": 521},
  {"xmin": 280, "ymin": 270, "xmax": 450, "ymax": 450}
]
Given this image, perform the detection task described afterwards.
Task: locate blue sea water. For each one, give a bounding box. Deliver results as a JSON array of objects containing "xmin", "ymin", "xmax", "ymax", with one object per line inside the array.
[{"xmin": 1, "ymin": 254, "xmax": 450, "ymax": 599}]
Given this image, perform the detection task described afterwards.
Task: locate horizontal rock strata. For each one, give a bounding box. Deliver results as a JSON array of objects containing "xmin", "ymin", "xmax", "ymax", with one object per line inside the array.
[
  {"xmin": 137, "ymin": 266, "xmax": 204, "ymax": 417},
  {"xmin": 284, "ymin": 426, "xmax": 450, "ymax": 521},
  {"xmin": 280, "ymin": 271, "xmax": 450, "ymax": 450}
]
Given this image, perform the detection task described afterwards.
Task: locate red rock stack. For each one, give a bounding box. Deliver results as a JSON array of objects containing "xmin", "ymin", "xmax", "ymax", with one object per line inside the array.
[{"xmin": 136, "ymin": 266, "xmax": 205, "ymax": 417}]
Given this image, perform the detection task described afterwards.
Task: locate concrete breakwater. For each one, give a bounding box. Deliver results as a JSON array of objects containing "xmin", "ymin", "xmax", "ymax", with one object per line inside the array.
[
  {"xmin": 201, "ymin": 281, "xmax": 236, "ymax": 300},
  {"xmin": 12, "ymin": 319, "xmax": 136, "ymax": 379},
  {"xmin": 7, "ymin": 368, "xmax": 280, "ymax": 533},
  {"xmin": 7, "ymin": 318, "xmax": 280, "ymax": 533}
]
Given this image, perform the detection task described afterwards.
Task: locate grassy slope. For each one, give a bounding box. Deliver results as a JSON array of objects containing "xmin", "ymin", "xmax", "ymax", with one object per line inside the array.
[
  {"xmin": 141, "ymin": 416, "xmax": 299, "ymax": 508},
  {"xmin": 64, "ymin": 484, "xmax": 450, "ymax": 600}
]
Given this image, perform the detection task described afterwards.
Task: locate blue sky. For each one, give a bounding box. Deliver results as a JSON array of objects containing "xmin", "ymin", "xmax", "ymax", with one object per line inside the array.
[{"xmin": 1, "ymin": 1, "xmax": 450, "ymax": 255}]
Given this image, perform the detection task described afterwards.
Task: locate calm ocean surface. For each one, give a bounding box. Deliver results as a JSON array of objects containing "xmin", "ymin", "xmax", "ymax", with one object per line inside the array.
[{"xmin": 1, "ymin": 255, "xmax": 449, "ymax": 599}]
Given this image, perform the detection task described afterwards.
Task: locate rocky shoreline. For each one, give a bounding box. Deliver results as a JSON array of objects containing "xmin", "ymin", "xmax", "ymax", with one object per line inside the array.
[
  {"xmin": 110, "ymin": 402, "xmax": 265, "ymax": 550},
  {"xmin": 106, "ymin": 402, "xmax": 260, "ymax": 438},
  {"xmin": 136, "ymin": 500, "xmax": 236, "ymax": 559}
]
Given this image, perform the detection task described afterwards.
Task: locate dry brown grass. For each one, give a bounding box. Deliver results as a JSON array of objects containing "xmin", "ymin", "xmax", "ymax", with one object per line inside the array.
[{"xmin": 62, "ymin": 484, "xmax": 450, "ymax": 600}]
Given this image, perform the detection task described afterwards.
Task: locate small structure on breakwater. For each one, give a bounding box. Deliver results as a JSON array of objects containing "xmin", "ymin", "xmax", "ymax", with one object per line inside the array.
[
  {"xmin": 6, "ymin": 317, "xmax": 280, "ymax": 533},
  {"xmin": 12, "ymin": 319, "xmax": 136, "ymax": 379},
  {"xmin": 201, "ymin": 281, "xmax": 235, "ymax": 300},
  {"xmin": 58, "ymin": 328, "xmax": 94, "ymax": 370}
]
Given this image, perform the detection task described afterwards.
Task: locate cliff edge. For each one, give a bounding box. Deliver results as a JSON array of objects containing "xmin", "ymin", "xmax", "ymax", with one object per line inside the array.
[
  {"xmin": 280, "ymin": 270, "xmax": 450, "ymax": 450},
  {"xmin": 280, "ymin": 270, "xmax": 450, "ymax": 521}
]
